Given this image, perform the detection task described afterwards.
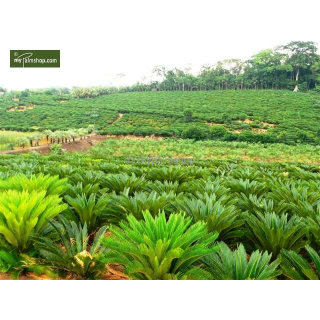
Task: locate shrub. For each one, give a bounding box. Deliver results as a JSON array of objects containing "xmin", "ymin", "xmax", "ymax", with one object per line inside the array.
[{"xmin": 182, "ymin": 126, "xmax": 208, "ymax": 141}]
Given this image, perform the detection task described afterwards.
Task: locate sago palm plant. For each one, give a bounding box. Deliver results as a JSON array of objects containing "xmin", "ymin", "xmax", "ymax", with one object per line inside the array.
[
  {"xmin": 0, "ymin": 174, "xmax": 68, "ymax": 196},
  {"xmin": 171, "ymin": 193, "xmax": 243, "ymax": 241},
  {"xmin": 281, "ymin": 245, "xmax": 320, "ymax": 280},
  {"xmin": 146, "ymin": 167, "xmax": 191, "ymax": 183},
  {"xmin": 226, "ymin": 178, "xmax": 269, "ymax": 197},
  {"xmin": 202, "ymin": 242, "xmax": 281, "ymax": 280},
  {"xmin": 0, "ymin": 190, "xmax": 67, "ymax": 251},
  {"xmin": 32, "ymin": 216, "xmax": 107, "ymax": 279},
  {"xmin": 101, "ymin": 211, "xmax": 219, "ymax": 280},
  {"xmin": 106, "ymin": 190, "xmax": 175, "ymax": 222},
  {"xmin": 244, "ymin": 212, "xmax": 308, "ymax": 258},
  {"xmin": 65, "ymin": 193, "xmax": 109, "ymax": 232},
  {"xmin": 103, "ymin": 173, "xmax": 146, "ymax": 195}
]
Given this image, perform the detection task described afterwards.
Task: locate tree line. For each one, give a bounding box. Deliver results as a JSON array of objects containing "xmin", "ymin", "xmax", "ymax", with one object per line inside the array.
[
  {"xmin": 1, "ymin": 41, "xmax": 319, "ymax": 100},
  {"xmin": 16, "ymin": 125, "xmax": 94, "ymax": 149}
]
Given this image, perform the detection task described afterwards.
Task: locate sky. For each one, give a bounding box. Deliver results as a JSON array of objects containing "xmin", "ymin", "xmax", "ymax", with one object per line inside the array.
[{"xmin": 0, "ymin": 0, "xmax": 319, "ymax": 90}]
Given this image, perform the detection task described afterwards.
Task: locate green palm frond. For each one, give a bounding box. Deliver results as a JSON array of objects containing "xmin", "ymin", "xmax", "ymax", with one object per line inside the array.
[
  {"xmin": 0, "ymin": 190, "xmax": 67, "ymax": 250},
  {"xmin": 0, "ymin": 174, "xmax": 68, "ymax": 196},
  {"xmin": 244, "ymin": 212, "xmax": 309, "ymax": 258},
  {"xmin": 101, "ymin": 211, "xmax": 219, "ymax": 280},
  {"xmin": 32, "ymin": 216, "xmax": 107, "ymax": 279},
  {"xmin": 202, "ymin": 242, "xmax": 281, "ymax": 280},
  {"xmin": 281, "ymin": 245, "xmax": 320, "ymax": 280},
  {"xmin": 171, "ymin": 193, "xmax": 243, "ymax": 241},
  {"xmin": 65, "ymin": 193, "xmax": 109, "ymax": 232},
  {"xmin": 103, "ymin": 173, "xmax": 146, "ymax": 195}
]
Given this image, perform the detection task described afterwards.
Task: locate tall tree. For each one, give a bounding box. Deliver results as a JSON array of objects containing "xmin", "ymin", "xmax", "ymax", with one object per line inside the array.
[{"xmin": 279, "ymin": 41, "xmax": 318, "ymax": 91}]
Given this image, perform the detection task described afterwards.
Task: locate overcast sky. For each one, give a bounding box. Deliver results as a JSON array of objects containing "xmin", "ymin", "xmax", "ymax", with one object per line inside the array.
[{"xmin": 1, "ymin": 0, "xmax": 319, "ymax": 90}]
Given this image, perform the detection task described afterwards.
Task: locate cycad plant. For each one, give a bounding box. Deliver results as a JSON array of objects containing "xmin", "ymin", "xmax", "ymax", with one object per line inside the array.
[
  {"xmin": 101, "ymin": 211, "xmax": 219, "ymax": 280},
  {"xmin": 146, "ymin": 180, "xmax": 183, "ymax": 196},
  {"xmin": 269, "ymin": 180, "xmax": 320, "ymax": 216},
  {"xmin": 68, "ymin": 170, "xmax": 105, "ymax": 187},
  {"xmin": 32, "ymin": 216, "xmax": 107, "ymax": 279},
  {"xmin": 65, "ymin": 182, "xmax": 101, "ymax": 198},
  {"xmin": 226, "ymin": 178, "xmax": 269, "ymax": 197},
  {"xmin": 146, "ymin": 167, "xmax": 191, "ymax": 183},
  {"xmin": 0, "ymin": 190, "xmax": 67, "ymax": 250},
  {"xmin": 281, "ymin": 245, "xmax": 320, "ymax": 280},
  {"xmin": 244, "ymin": 212, "xmax": 308, "ymax": 258},
  {"xmin": 106, "ymin": 190, "xmax": 175, "ymax": 222},
  {"xmin": 171, "ymin": 193, "xmax": 243, "ymax": 241},
  {"xmin": 65, "ymin": 193, "xmax": 109, "ymax": 232},
  {"xmin": 202, "ymin": 242, "xmax": 281, "ymax": 280},
  {"xmin": 103, "ymin": 173, "xmax": 146, "ymax": 195},
  {"xmin": 0, "ymin": 174, "xmax": 68, "ymax": 196}
]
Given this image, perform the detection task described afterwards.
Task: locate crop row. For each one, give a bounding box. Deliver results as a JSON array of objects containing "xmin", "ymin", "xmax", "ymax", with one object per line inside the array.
[{"xmin": 0, "ymin": 154, "xmax": 319, "ymax": 279}]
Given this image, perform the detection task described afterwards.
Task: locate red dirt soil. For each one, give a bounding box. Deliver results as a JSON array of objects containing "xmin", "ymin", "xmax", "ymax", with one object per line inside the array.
[{"xmin": 0, "ymin": 135, "xmax": 109, "ymax": 155}]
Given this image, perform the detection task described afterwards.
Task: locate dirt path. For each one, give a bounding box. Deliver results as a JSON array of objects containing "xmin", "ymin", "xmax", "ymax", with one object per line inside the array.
[
  {"xmin": 0, "ymin": 135, "xmax": 109, "ymax": 155},
  {"xmin": 112, "ymin": 113, "xmax": 123, "ymax": 124},
  {"xmin": 0, "ymin": 134, "xmax": 164, "ymax": 155}
]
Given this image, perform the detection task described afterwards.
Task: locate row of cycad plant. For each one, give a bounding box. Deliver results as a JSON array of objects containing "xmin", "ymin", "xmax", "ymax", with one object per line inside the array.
[{"xmin": 0, "ymin": 162, "xmax": 319, "ymax": 279}]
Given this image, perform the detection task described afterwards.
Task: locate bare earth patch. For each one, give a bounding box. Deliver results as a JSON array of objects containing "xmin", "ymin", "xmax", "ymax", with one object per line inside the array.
[
  {"xmin": 243, "ymin": 118, "xmax": 254, "ymax": 124},
  {"xmin": 205, "ymin": 122, "xmax": 224, "ymax": 127},
  {"xmin": 252, "ymin": 128, "xmax": 268, "ymax": 134},
  {"xmin": 0, "ymin": 134, "xmax": 163, "ymax": 155},
  {"xmin": 6, "ymin": 105, "xmax": 35, "ymax": 112}
]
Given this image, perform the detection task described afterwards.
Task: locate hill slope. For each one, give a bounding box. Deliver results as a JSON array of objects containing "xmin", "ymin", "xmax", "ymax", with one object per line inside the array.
[{"xmin": 0, "ymin": 90, "xmax": 319, "ymax": 144}]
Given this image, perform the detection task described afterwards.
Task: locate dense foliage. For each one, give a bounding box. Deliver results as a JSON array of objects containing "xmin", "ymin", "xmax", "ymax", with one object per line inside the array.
[
  {"xmin": 1, "ymin": 90, "xmax": 319, "ymax": 145},
  {"xmin": 0, "ymin": 152, "xmax": 319, "ymax": 280}
]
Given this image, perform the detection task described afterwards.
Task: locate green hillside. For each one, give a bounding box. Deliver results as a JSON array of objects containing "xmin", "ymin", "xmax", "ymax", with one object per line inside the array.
[{"xmin": 0, "ymin": 90, "xmax": 319, "ymax": 144}]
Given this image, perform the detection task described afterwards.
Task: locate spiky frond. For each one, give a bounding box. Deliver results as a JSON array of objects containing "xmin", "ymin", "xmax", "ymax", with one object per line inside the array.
[
  {"xmin": 101, "ymin": 211, "xmax": 219, "ymax": 280},
  {"xmin": 103, "ymin": 173, "xmax": 146, "ymax": 195},
  {"xmin": 0, "ymin": 174, "xmax": 68, "ymax": 196},
  {"xmin": 202, "ymin": 242, "xmax": 281, "ymax": 280},
  {"xmin": 32, "ymin": 216, "xmax": 107, "ymax": 279},
  {"xmin": 0, "ymin": 190, "xmax": 67, "ymax": 250},
  {"xmin": 281, "ymin": 245, "xmax": 320, "ymax": 280},
  {"xmin": 65, "ymin": 193, "xmax": 109, "ymax": 232},
  {"xmin": 244, "ymin": 212, "xmax": 308, "ymax": 258}
]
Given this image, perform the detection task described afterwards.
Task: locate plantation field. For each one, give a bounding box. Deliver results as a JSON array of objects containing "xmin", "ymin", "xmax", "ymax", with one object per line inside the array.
[
  {"xmin": 88, "ymin": 137, "xmax": 320, "ymax": 164},
  {"xmin": 0, "ymin": 153, "xmax": 320, "ymax": 280},
  {"xmin": 1, "ymin": 90, "xmax": 319, "ymax": 145}
]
